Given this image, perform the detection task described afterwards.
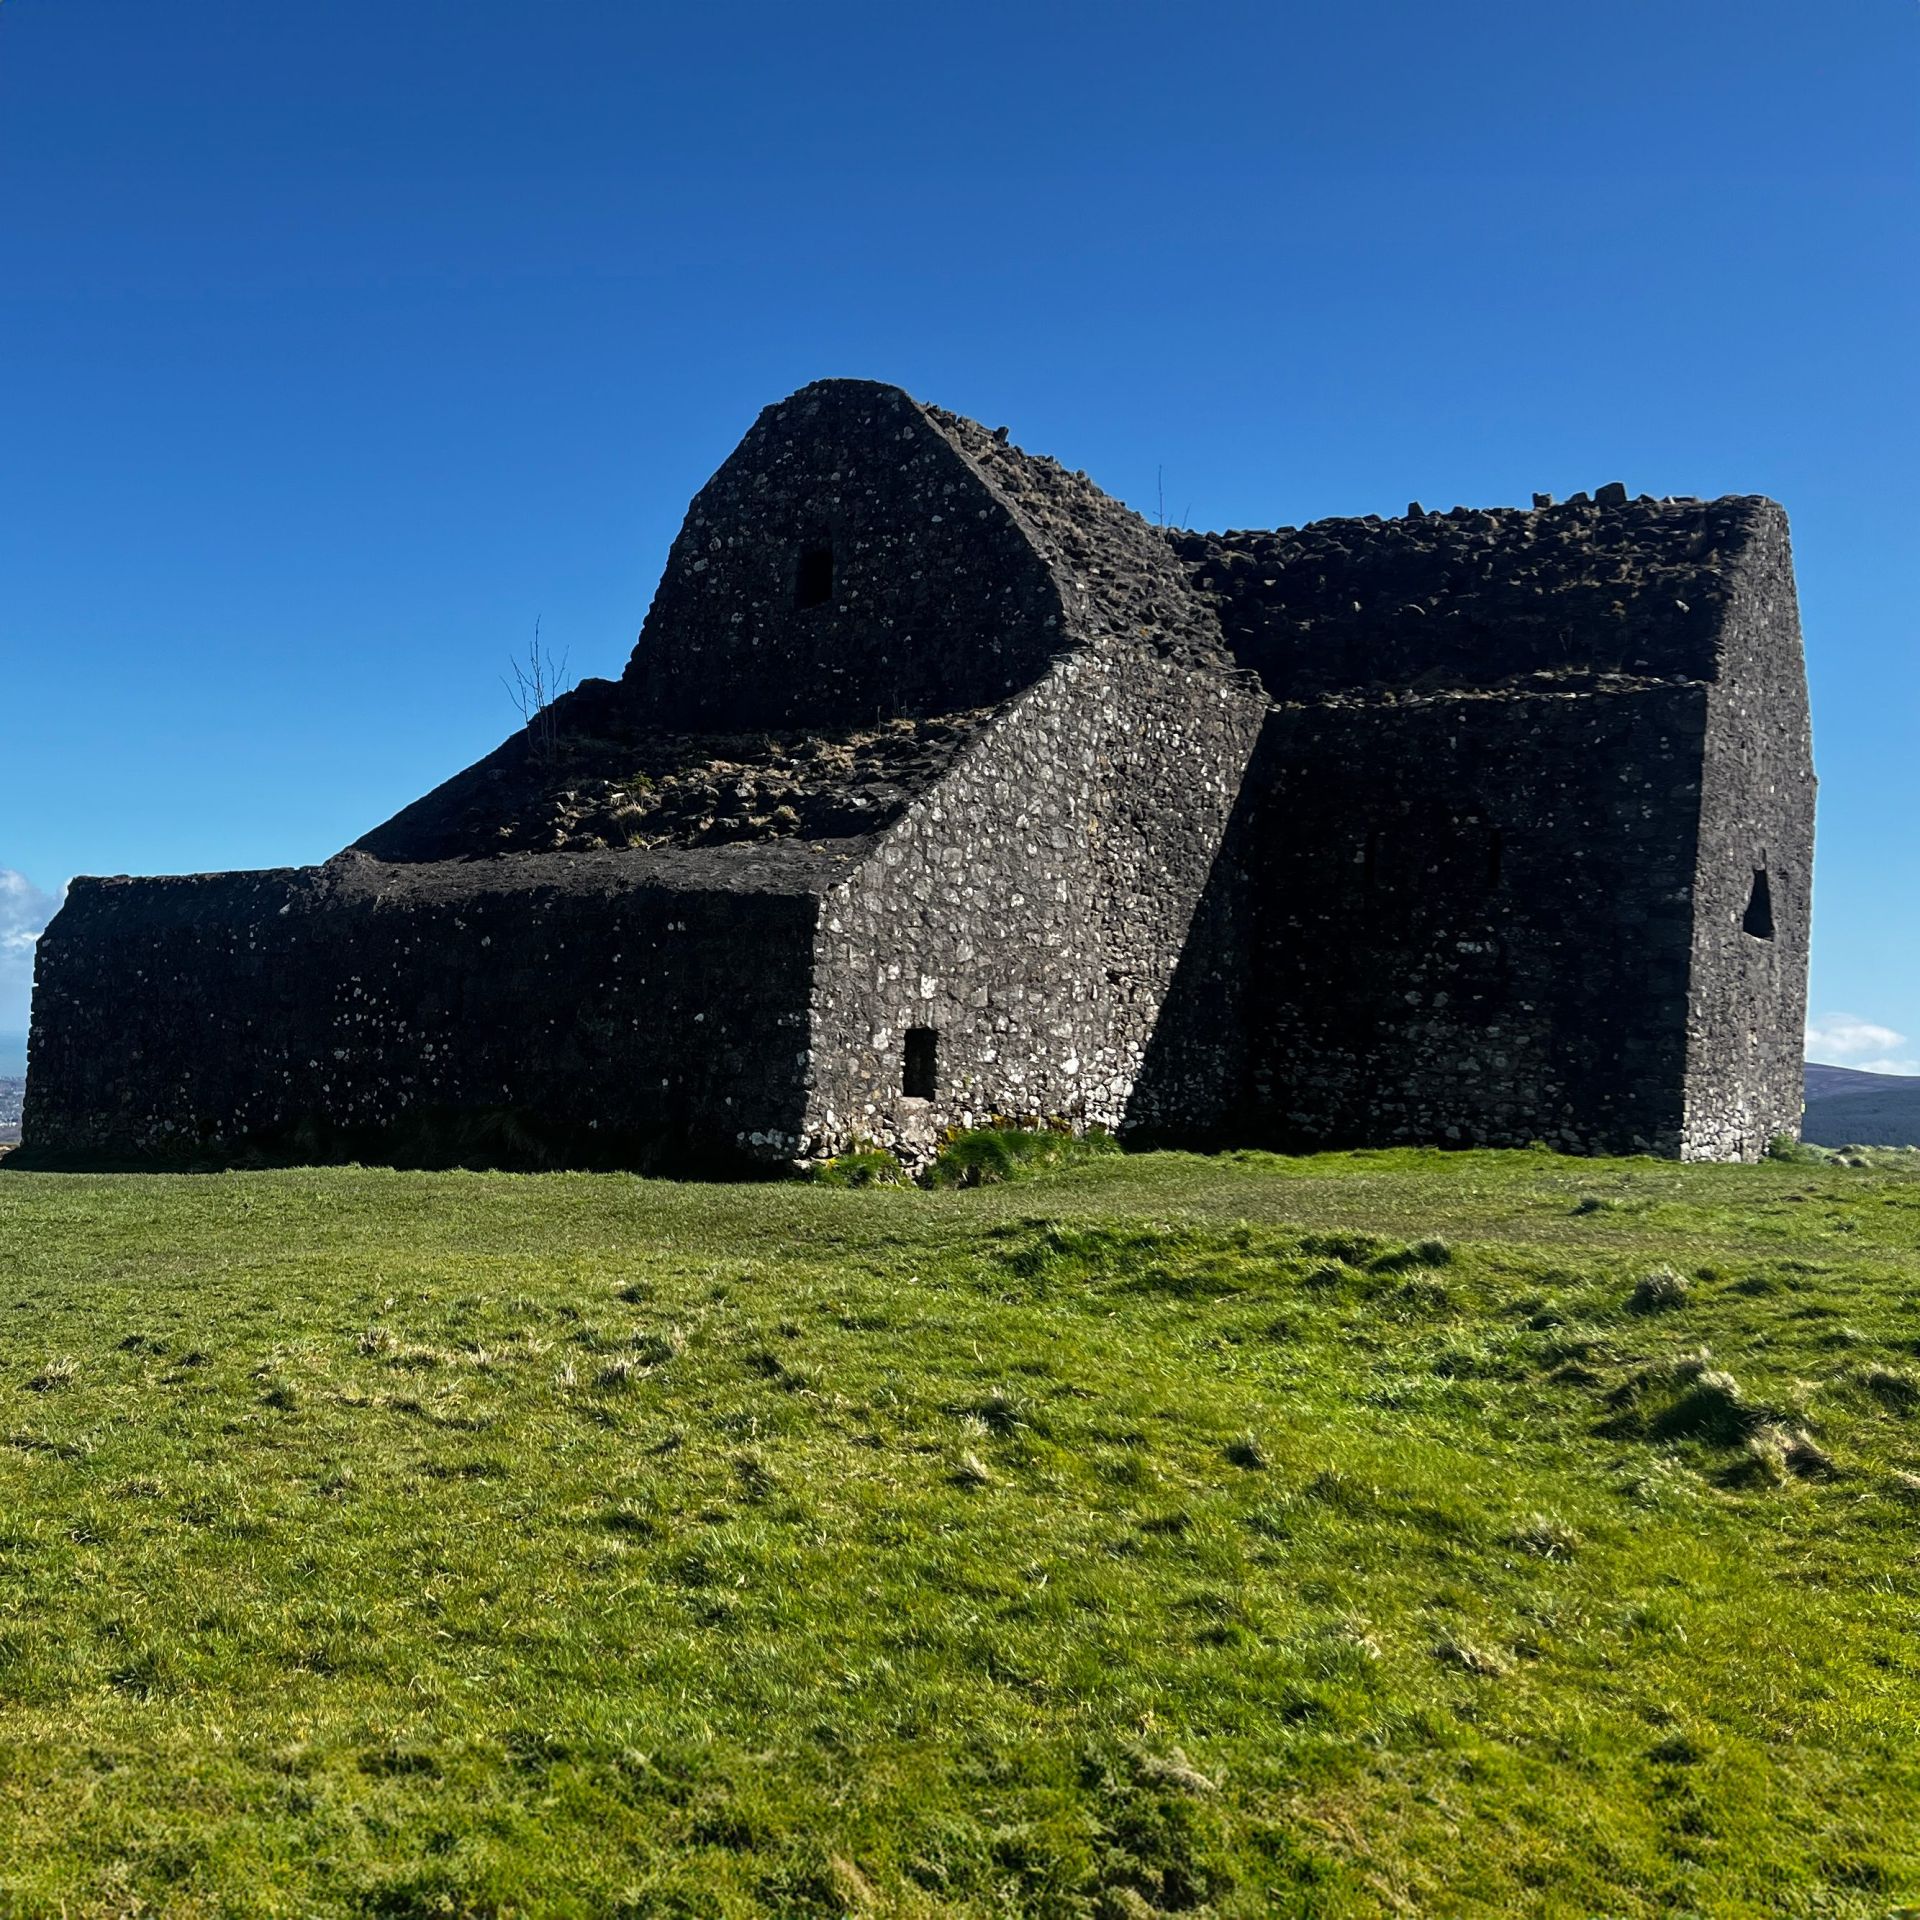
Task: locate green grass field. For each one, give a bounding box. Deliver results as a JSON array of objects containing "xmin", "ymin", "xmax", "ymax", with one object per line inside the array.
[{"xmin": 2, "ymin": 1146, "xmax": 1919, "ymax": 1917}]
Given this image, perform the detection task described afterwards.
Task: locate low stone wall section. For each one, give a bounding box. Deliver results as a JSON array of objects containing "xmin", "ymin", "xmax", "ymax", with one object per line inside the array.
[{"xmin": 24, "ymin": 849, "xmax": 825, "ymax": 1165}]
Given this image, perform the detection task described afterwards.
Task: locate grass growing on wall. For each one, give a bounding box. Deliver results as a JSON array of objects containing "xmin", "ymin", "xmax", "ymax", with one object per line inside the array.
[
  {"xmin": 0, "ymin": 1147, "xmax": 1918, "ymax": 1915},
  {"xmin": 927, "ymin": 1122, "xmax": 1121, "ymax": 1188}
]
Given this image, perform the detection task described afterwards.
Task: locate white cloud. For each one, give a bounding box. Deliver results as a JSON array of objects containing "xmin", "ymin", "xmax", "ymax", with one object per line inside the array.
[
  {"xmin": 1806, "ymin": 1012, "xmax": 1910, "ymax": 1063},
  {"xmin": 0, "ymin": 869, "xmax": 63, "ymax": 1028}
]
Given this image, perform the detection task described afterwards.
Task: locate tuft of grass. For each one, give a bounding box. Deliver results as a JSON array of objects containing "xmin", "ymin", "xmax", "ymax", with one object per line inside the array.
[
  {"xmin": 1860, "ymin": 1363, "xmax": 1920, "ymax": 1411},
  {"xmin": 1766, "ymin": 1133, "xmax": 1834, "ymax": 1165},
  {"xmin": 1506, "ymin": 1512, "xmax": 1579, "ymax": 1560},
  {"xmin": 811, "ymin": 1144, "xmax": 908, "ymax": 1188},
  {"xmin": 1628, "ymin": 1264, "xmax": 1691, "ymax": 1314},
  {"xmin": 1780, "ymin": 1424, "xmax": 1837, "ymax": 1477},
  {"xmin": 1739, "ymin": 1421, "xmax": 1837, "ymax": 1485},
  {"xmin": 257, "ymin": 1374, "xmax": 299, "ymax": 1410},
  {"xmin": 927, "ymin": 1120, "xmax": 1119, "ymax": 1188},
  {"xmin": 629, "ymin": 1326, "xmax": 687, "ymax": 1367},
  {"xmin": 1434, "ymin": 1635, "xmax": 1511, "ymax": 1679},
  {"xmin": 1126, "ymin": 1744, "xmax": 1219, "ymax": 1796},
  {"xmin": 1650, "ymin": 1365, "xmax": 1753, "ymax": 1443}
]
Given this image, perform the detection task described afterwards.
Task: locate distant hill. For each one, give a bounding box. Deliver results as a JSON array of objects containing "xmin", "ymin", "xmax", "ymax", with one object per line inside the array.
[
  {"xmin": 0, "ymin": 1075, "xmax": 21, "ymax": 1145},
  {"xmin": 1803, "ymin": 1062, "xmax": 1920, "ymax": 1148}
]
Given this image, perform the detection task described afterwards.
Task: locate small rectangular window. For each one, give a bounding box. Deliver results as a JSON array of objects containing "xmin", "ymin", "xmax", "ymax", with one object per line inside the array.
[
  {"xmin": 796, "ymin": 544, "xmax": 834, "ymax": 609},
  {"xmin": 1743, "ymin": 868, "xmax": 1775, "ymax": 940},
  {"xmin": 903, "ymin": 1027, "xmax": 937, "ymax": 1100}
]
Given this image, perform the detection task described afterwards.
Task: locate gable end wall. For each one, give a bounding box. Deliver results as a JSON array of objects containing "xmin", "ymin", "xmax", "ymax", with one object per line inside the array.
[
  {"xmin": 804, "ymin": 641, "xmax": 1267, "ymax": 1158},
  {"xmin": 1680, "ymin": 505, "xmax": 1816, "ymax": 1160},
  {"xmin": 623, "ymin": 382, "xmax": 1068, "ymax": 730}
]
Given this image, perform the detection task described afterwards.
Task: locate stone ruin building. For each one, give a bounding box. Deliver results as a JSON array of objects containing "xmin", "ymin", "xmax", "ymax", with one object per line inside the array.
[{"xmin": 22, "ymin": 379, "xmax": 1815, "ymax": 1169}]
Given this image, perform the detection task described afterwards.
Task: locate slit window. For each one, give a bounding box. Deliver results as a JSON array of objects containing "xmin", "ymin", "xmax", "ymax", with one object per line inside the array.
[
  {"xmin": 795, "ymin": 543, "xmax": 834, "ymax": 609},
  {"xmin": 1742, "ymin": 868, "xmax": 1775, "ymax": 940},
  {"xmin": 1485, "ymin": 827, "xmax": 1504, "ymax": 892},
  {"xmin": 903, "ymin": 1026, "xmax": 937, "ymax": 1100}
]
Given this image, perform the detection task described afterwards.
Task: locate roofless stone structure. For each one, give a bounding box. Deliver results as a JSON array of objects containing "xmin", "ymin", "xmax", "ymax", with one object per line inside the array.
[{"xmin": 23, "ymin": 379, "xmax": 1815, "ymax": 1167}]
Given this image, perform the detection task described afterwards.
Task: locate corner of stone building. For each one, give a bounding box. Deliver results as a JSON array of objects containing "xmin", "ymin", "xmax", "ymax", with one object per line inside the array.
[
  {"xmin": 797, "ymin": 626, "xmax": 1268, "ymax": 1166},
  {"xmin": 1678, "ymin": 499, "xmax": 1816, "ymax": 1163}
]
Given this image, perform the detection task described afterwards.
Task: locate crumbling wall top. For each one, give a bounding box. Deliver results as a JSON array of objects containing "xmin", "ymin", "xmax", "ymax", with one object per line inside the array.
[
  {"xmin": 922, "ymin": 401, "xmax": 1231, "ymax": 673},
  {"xmin": 1169, "ymin": 493, "xmax": 1784, "ymax": 700}
]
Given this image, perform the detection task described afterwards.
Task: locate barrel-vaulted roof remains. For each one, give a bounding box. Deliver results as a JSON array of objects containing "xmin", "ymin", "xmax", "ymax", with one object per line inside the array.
[
  {"xmin": 350, "ymin": 379, "xmax": 1216, "ymax": 867},
  {"xmin": 350, "ymin": 380, "xmax": 1787, "ymax": 877}
]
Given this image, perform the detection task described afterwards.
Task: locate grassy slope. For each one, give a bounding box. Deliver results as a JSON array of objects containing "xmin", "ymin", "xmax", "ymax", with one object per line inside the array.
[{"xmin": 0, "ymin": 1149, "xmax": 1918, "ymax": 1918}]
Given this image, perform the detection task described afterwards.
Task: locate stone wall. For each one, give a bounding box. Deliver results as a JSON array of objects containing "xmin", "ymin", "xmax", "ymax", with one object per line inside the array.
[
  {"xmin": 24, "ymin": 849, "xmax": 826, "ymax": 1166},
  {"xmin": 803, "ymin": 636, "xmax": 1267, "ymax": 1160},
  {"xmin": 1229, "ymin": 681, "xmax": 1709, "ymax": 1155},
  {"xmin": 1149, "ymin": 492, "xmax": 1815, "ymax": 1163},
  {"xmin": 791, "ymin": 382, "xmax": 1270, "ymax": 1161},
  {"xmin": 1679, "ymin": 504, "xmax": 1816, "ymax": 1158}
]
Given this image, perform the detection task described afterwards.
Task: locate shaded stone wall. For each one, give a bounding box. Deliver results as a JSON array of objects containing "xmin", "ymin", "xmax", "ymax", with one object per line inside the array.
[
  {"xmin": 1152, "ymin": 492, "xmax": 1815, "ymax": 1163},
  {"xmin": 1228, "ymin": 682, "xmax": 1708, "ymax": 1155},
  {"xmin": 24, "ymin": 852, "xmax": 822, "ymax": 1165},
  {"xmin": 1120, "ymin": 776, "xmax": 1263, "ymax": 1146},
  {"xmin": 803, "ymin": 639, "xmax": 1266, "ymax": 1159},
  {"xmin": 1680, "ymin": 505, "xmax": 1816, "ymax": 1158},
  {"xmin": 623, "ymin": 380, "xmax": 1069, "ymax": 730}
]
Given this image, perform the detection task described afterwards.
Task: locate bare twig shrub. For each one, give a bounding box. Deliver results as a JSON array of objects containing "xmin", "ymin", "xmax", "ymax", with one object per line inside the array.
[{"xmin": 504, "ymin": 619, "xmax": 572, "ymax": 773}]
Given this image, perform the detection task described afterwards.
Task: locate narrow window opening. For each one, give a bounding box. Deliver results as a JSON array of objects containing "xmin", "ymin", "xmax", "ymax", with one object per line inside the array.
[
  {"xmin": 1485, "ymin": 827, "xmax": 1504, "ymax": 892},
  {"xmin": 1742, "ymin": 868, "xmax": 1775, "ymax": 940},
  {"xmin": 903, "ymin": 1027, "xmax": 937, "ymax": 1100},
  {"xmin": 1361, "ymin": 828, "xmax": 1380, "ymax": 895},
  {"xmin": 795, "ymin": 543, "xmax": 834, "ymax": 609}
]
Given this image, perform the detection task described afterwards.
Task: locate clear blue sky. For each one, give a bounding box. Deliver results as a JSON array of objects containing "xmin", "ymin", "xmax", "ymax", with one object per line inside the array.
[{"xmin": 2, "ymin": 1, "xmax": 1915, "ymax": 1072}]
